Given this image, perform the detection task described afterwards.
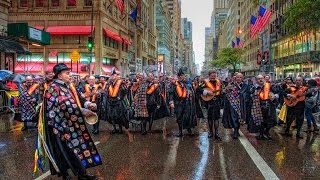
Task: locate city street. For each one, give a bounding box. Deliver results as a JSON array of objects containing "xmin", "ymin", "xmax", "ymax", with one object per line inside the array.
[{"xmin": 1, "ymin": 114, "xmax": 320, "ymax": 180}]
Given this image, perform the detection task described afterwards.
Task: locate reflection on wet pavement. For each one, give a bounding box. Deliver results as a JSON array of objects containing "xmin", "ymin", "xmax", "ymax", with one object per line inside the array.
[{"xmin": 0, "ymin": 116, "xmax": 320, "ymax": 179}]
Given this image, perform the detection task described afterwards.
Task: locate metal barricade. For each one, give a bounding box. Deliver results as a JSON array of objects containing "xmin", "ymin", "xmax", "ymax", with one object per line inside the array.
[{"xmin": 0, "ymin": 90, "xmax": 18, "ymax": 114}]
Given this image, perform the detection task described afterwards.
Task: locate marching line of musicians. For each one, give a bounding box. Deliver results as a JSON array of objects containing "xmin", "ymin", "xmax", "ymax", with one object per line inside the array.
[
  {"xmin": 24, "ymin": 63, "xmax": 319, "ymax": 179},
  {"xmin": 20, "ymin": 65, "xmax": 319, "ymax": 140}
]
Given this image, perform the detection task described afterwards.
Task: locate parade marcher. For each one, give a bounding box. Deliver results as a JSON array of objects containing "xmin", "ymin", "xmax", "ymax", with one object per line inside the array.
[
  {"xmin": 19, "ymin": 76, "xmax": 40, "ymax": 130},
  {"xmin": 106, "ymin": 68, "xmax": 129, "ymax": 134},
  {"xmin": 283, "ymin": 77, "xmax": 308, "ymax": 139},
  {"xmin": 39, "ymin": 63, "xmax": 101, "ymax": 179},
  {"xmin": 39, "ymin": 71, "xmax": 54, "ymax": 99},
  {"xmin": 304, "ymin": 79, "xmax": 319, "ymax": 133},
  {"xmin": 198, "ymin": 71, "xmax": 222, "ymax": 140},
  {"xmin": 192, "ymin": 76, "xmax": 204, "ymax": 120},
  {"xmin": 250, "ymin": 75, "xmax": 278, "ymax": 140},
  {"xmin": 81, "ymin": 76, "xmax": 99, "ymax": 102},
  {"xmin": 169, "ymin": 68, "xmax": 197, "ymax": 137},
  {"xmin": 92, "ymin": 75, "xmax": 108, "ymax": 134},
  {"xmin": 222, "ymin": 73, "xmax": 249, "ymax": 139}
]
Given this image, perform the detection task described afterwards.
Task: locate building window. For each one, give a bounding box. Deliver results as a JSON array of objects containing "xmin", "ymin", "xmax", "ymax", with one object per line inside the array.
[
  {"xmin": 35, "ymin": 0, "xmax": 44, "ymax": 7},
  {"xmin": 67, "ymin": 0, "xmax": 76, "ymax": 6},
  {"xmin": 84, "ymin": 0, "xmax": 92, "ymax": 6},
  {"xmin": 20, "ymin": 0, "xmax": 28, "ymax": 7},
  {"xmin": 51, "ymin": 0, "xmax": 59, "ymax": 7},
  {"xmin": 63, "ymin": 35, "xmax": 80, "ymax": 44}
]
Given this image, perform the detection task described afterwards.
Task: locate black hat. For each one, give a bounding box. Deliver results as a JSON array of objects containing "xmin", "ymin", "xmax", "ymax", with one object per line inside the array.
[
  {"xmin": 53, "ymin": 63, "xmax": 71, "ymax": 79},
  {"xmin": 177, "ymin": 68, "xmax": 185, "ymax": 76},
  {"xmin": 111, "ymin": 67, "xmax": 117, "ymax": 75}
]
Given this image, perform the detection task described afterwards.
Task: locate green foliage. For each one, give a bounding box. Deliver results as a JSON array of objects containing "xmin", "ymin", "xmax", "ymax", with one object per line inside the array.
[
  {"xmin": 284, "ymin": 0, "xmax": 320, "ymax": 35},
  {"xmin": 210, "ymin": 48, "xmax": 246, "ymax": 73}
]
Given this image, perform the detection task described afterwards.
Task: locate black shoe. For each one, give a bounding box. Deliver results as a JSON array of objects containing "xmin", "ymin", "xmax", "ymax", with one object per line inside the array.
[
  {"xmin": 265, "ymin": 134, "xmax": 273, "ymax": 140},
  {"xmin": 141, "ymin": 130, "xmax": 147, "ymax": 135},
  {"xmin": 256, "ymin": 134, "xmax": 266, "ymax": 140},
  {"xmin": 63, "ymin": 175, "xmax": 72, "ymax": 180},
  {"xmin": 232, "ymin": 132, "xmax": 239, "ymax": 139},
  {"xmin": 21, "ymin": 126, "xmax": 27, "ymax": 131},
  {"xmin": 92, "ymin": 129, "xmax": 99, "ymax": 134},
  {"xmin": 187, "ymin": 128, "xmax": 194, "ymax": 136},
  {"xmin": 176, "ymin": 132, "xmax": 183, "ymax": 137},
  {"xmin": 78, "ymin": 173, "xmax": 98, "ymax": 180},
  {"xmin": 296, "ymin": 133, "xmax": 303, "ymax": 139},
  {"xmin": 110, "ymin": 129, "xmax": 118, "ymax": 134},
  {"xmin": 208, "ymin": 132, "xmax": 213, "ymax": 138},
  {"xmin": 215, "ymin": 134, "xmax": 222, "ymax": 141}
]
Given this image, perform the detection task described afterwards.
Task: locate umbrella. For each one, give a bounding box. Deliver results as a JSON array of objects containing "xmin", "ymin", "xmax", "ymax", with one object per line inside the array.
[
  {"xmin": 12, "ymin": 74, "xmax": 26, "ymax": 83},
  {"xmin": 0, "ymin": 70, "xmax": 13, "ymax": 81}
]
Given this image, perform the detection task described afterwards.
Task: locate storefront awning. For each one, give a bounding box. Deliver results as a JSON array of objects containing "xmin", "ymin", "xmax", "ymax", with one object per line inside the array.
[
  {"xmin": 46, "ymin": 26, "xmax": 94, "ymax": 35},
  {"xmin": 15, "ymin": 62, "xmax": 44, "ymax": 73},
  {"xmin": 101, "ymin": 65, "xmax": 120, "ymax": 75},
  {"xmin": 15, "ymin": 62, "xmax": 94, "ymax": 75},
  {"xmin": 0, "ymin": 38, "xmax": 29, "ymax": 54},
  {"xmin": 103, "ymin": 28, "xmax": 122, "ymax": 42},
  {"xmin": 122, "ymin": 38, "xmax": 131, "ymax": 45}
]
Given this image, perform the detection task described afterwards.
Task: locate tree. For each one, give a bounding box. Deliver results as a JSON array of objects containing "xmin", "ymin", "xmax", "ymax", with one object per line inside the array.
[
  {"xmin": 210, "ymin": 48, "xmax": 246, "ymax": 74},
  {"xmin": 284, "ymin": 0, "xmax": 320, "ymax": 35}
]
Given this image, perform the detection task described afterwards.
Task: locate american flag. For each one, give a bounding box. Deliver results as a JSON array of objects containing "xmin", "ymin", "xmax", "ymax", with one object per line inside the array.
[
  {"xmin": 236, "ymin": 37, "xmax": 244, "ymax": 48},
  {"xmin": 232, "ymin": 41, "xmax": 236, "ymax": 48},
  {"xmin": 250, "ymin": 15, "xmax": 259, "ymax": 38},
  {"xmin": 257, "ymin": 5, "xmax": 272, "ymax": 31},
  {"xmin": 117, "ymin": 0, "xmax": 125, "ymax": 15}
]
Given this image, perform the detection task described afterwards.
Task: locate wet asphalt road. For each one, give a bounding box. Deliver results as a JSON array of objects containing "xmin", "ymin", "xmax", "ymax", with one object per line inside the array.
[{"xmin": 1, "ymin": 114, "xmax": 320, "ymax": 180}]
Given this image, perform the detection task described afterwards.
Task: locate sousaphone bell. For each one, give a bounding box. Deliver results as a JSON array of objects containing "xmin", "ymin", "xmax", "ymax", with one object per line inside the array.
[{"xmin": 85, "ymin": 113, "xmax": 98, "ymax": 125}]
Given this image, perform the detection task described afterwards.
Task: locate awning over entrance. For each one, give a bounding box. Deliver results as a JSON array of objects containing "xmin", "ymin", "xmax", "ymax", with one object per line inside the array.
[
  {"xmin": 0, "ymin": 38, "xmax": 28, "ymax": 54},
  {"xmin": 103, "ymin": 28, "xmax": 122, "ymax": 42},
  {"xmin": 15, "ymin": 62, "xmax": 94, "ymax": 75},
  {"xmin": 122, "ymin": 38, "xmax": 131, "ymax": 45},
  {"xmin": 101, "ymin": 65, "xmax": 120, "ymax": 75},
  {"xmin": 46, "ymin": 26, "xmax": 94, "ymax": 35}
]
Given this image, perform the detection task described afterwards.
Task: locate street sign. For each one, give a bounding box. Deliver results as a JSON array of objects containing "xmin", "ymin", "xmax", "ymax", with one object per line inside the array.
[{"xmin": 69, "ymin": 50, "xmax": 81, "ymax": 63}]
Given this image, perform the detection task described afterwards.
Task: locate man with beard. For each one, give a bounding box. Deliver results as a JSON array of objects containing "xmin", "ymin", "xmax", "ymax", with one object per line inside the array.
[
  {"xmin": 38, "ymin": 63, "xmax": 101, "ymax": 179},
  {"xmin": 198, "ymin": 71, "xmax": 222, "ymax": 140},
  {"xmin": 106, "ymin": 68, "xmax": 129, "ymax": 134},
  {"xmin": 92, "ymin": 75, "xmax": 108, "ymax": 134},
  {"xmin": 222, "ymin": 73, "xmax": 250, "ymax": 139},
  {"xmin": 283, "ymin": 77, "xmax": 308, "ymax": 139},
  {"xmin": 39, "ymin": 71, "xmax": 54, "ymax": 99},
  {"xmin": 19, "ymin": 76, "xmax": 40, "ymax": 130},
  {"xmin": 169, "ymin": 68, "xmax": 197, "ymax": 137},
  {"xmin": 250, "ymin": 75, "xmax": 278, "ymax": 140}
]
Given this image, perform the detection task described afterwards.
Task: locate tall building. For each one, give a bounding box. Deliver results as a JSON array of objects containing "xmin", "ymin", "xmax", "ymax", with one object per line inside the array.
[
  {"xmin": 8, "ymin": 0, "xmax": 157, "ymax": 76},
  {"xmin": 156, "ymin": 0, "xmax": 173, "ymax": 75},
  {"xmin": 269, "ymin": 0, "xmax": 320, "ymax": 79},
  {"xmin": 181, "ymin": 18, "xmax": 194, "ymax": 74},
  {"xmin": 212, "ymin": 0, "xmax": 228, "ymax": 38},
  {"xmin": 0, "ymin": 0, "xmax": 27, "ymax": 72}
]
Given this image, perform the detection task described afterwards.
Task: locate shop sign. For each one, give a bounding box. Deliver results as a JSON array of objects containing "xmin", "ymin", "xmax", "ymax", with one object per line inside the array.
[
  {"xmin": 29, "ymin": 27, "xmax": 42, "ymax": 41},
  {"xmin": 70, "ymin": 50, "xmax": 81, "ymax": 63}
]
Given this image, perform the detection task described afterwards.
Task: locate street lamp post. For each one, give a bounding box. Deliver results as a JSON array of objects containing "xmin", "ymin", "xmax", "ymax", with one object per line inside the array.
[{"xmin": 89, "ymin": 0, "xmax": 94, "ymax": 76}]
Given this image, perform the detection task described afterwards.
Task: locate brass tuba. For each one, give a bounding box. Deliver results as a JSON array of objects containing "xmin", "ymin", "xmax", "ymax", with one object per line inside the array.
[{"xmin": 85, "ymin": 113, "xmax": 98, "ymax": 125}]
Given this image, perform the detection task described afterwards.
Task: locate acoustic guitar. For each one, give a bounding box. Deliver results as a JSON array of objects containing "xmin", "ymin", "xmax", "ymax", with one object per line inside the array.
[
  {"xmin": 201, "ymin": 88, "xmax": 222, "ymax": 101},
  {"xmin": 284, "ymin": 87, "xmax": 310, "ymax": 107}
]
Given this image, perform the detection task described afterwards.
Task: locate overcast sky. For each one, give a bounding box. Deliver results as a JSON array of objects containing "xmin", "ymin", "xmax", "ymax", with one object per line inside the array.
[{"xmin": 181, "ymin": 0, "xmax": 213, "ymax": 67}]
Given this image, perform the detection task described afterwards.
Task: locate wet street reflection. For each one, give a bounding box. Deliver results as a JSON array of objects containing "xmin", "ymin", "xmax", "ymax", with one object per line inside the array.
[{"xmin": 0, "ymin": 116, "xmax": 320, "ymax": 179}]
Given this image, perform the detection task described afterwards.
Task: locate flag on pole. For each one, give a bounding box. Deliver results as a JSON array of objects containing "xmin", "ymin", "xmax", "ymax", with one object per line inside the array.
[
  {"xmin": 236, "ymin": 37, "xmax": 244, "ymax": 48},
  {"xmin": 130, "ymin": 7, "xmax": 138, "ymax": 23},
  {"xmin": 232, "ymin": 41, "xmax": 236, "ymax": 48},
  {"xmin": 250, "ymin": 15, "xmax": 259, "ymax": 38},
  {"xmin": 117, "ymin": 0, "xmax": 125, "ymax": 15},
  {"xmin": 257, "ymin": 5, "xmax": 272, "ymax": 31}
]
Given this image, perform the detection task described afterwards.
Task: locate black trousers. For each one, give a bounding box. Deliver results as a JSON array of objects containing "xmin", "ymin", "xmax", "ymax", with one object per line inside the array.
[{"xmin": 286, "ymin": 101, "xmax": 305, "ymax": 131}]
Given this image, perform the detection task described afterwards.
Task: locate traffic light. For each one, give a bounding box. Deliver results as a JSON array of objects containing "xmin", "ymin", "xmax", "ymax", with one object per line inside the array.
[{"xmin": 87, "ymin": 36, "xmax": 94, "ymax": 51}]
